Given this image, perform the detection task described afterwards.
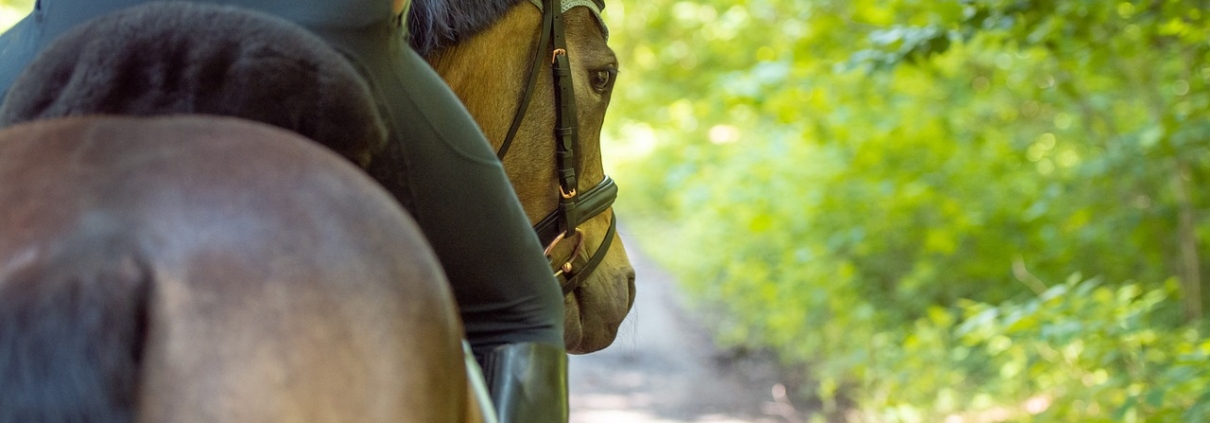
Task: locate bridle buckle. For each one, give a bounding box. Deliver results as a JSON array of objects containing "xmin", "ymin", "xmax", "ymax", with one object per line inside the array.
[{"xmin": 560, "ymin": 186, "xmax": 577, "ymax": 199}]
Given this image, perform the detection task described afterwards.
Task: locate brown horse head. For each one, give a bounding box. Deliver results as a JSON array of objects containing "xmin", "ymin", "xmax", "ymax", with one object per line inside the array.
[{"xmin": 414, "ymin": 0, "xmax": 634, "ymax": 354}]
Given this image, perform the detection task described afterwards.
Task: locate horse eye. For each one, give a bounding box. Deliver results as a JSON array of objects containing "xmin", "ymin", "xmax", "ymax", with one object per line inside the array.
[{"xmin": 591, "ymin": 68, "xmax": 617, "ymax": 92}]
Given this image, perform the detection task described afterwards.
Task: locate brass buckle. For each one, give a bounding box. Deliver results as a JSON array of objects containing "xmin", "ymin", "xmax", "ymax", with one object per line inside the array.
[
  {"xmin": 552, "ymin": 48, "xmax": 567, "ymax": 63},
  {"xmin": 544, "ymin": 227, "xmax": 584, "ymax": 276},
  {"xmin": 560, "ymin": 185, "xmax": 577, "ymax": 199}
]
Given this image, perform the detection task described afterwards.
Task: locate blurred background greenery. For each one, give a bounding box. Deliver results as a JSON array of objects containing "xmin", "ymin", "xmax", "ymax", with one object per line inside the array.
[
  {"xmin": 600, "ymin": 0, "xmax": 1210, "ymax": 422},
  {"xmin": 2, "ymin": 0, "xmax": 1209, "ymax": 421}
]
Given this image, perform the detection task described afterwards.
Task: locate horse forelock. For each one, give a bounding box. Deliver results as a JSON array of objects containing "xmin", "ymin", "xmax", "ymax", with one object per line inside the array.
[
  {"xmin": 406, "ymin": 0, "xmax": 609, "ymax": 56},
  {"xmin": 407, "ymin": 0, "xmax": 526, "ymax": 56}
]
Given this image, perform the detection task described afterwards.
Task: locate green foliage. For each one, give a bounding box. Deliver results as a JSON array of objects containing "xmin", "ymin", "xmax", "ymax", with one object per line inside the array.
[
  {"xmin": 604, "ymin": 0, "xmax": 1210, "ymax": 420},
  {"xmin": 958, "ymin": 277, "xmax": 1210, "ymax": 422},
  {"xmin": 846, "ymin": 275, "xmax": 1210, "ymax": 422}
]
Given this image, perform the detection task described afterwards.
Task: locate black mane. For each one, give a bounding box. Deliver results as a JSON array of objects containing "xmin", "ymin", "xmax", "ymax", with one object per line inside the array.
[{"xmin": 407, "ymin": 0, "xmax": 526, "ymax": 56}]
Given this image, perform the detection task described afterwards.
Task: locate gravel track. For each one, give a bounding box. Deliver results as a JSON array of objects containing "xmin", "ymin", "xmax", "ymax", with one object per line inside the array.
[{"xmin": 568, "ymin": 231, "xmax": 812, "ymax": 423}]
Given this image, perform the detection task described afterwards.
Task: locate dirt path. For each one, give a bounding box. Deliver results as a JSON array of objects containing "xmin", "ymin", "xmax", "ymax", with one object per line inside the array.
[{"xmin": 569, "ymin": 231, "xmax": 812, "ymax": 423}]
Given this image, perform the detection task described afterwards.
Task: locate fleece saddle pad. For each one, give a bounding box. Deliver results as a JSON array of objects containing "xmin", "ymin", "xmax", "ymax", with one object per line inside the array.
[{"xmin": 0, "ymin": 2, "xmax": 387, "ymax": 166}]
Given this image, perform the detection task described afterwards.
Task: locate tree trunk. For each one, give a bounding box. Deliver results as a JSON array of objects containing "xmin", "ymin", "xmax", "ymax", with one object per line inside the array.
[{"xmin": 1174, "ymin": 160, "xmax": 1202, "ymax": 322}]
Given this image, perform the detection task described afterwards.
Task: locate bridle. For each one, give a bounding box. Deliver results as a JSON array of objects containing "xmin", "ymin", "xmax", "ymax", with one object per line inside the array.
[{"xmin": 497, "ymin": 0, "xmax": 617, "ymax": 296}]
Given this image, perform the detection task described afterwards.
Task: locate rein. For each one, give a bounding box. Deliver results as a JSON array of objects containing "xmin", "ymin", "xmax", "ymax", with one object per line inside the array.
[{"xmin": 499, "ymin": 0, "xmax": 617, "ymax": 296}]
